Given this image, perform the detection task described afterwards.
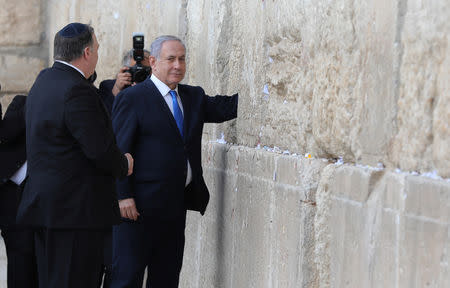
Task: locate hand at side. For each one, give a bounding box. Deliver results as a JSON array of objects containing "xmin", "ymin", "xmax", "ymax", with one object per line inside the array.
[{"xmin": 119, "ymin": 198, "xmax": 140, "ymax": 221}]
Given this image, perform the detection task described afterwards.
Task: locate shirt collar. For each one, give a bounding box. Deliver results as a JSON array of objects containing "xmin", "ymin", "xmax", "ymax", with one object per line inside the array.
[
  {"xmin": 150, "ymin": 74, "xmax": 178, "ymax": 96},
  {"xmin": 55, "ymin": 60, "xmax": 86, "ymax": 78}
]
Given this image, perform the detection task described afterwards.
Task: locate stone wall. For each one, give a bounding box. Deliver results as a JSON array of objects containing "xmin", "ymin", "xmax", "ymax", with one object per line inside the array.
[
  {"xmin": 0, "ymin": 1, "xmax": 448, "ymax": 287},
  {"xmin": 0, "ymin": 0, "xmax": 47, "ymax": 109},
  {"xmin": 0, "ymin": 1, "xmax": 47, "ymax": 285}
]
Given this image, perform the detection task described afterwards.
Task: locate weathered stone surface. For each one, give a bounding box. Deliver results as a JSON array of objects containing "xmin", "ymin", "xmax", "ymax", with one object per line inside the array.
[
  {"xmin": 404, "ymin": 175, "xmax": 450, "ymax": 222},
  {"xmin": 0, "ymin": 94, "xmax": 20, "ymax": 112},
  {"xmin": 389, "ymin": 0, "xmax": 450, "ymax": 177},
  {"xmin": 0, "ymin": 238, "xmax": 5, "ymax": 286},
  {"xmin": 196, "ymin": 171, "xmax": 238, "ymax": 288},
  {"xmin": 399, "ymin": 217, "xmax": 448, "ymax": 288},
  {"xmin": 272, "ymin": 184, "xmax": 317, "ymax": 288},
  {"xmin": 237, "ymin": 147, "xmax": 276, "ymax": 181},
  {"xmin": 331, "ymin": 165, "xmax": 383, "ymax": 203},
  {"xmin": 0, "ymin": 55, "xmax": 45, "ymax": 92},
  {"xmin": 230, "ymin": 174, "xmax": 273, "ymax": 287},
  {"xmin": 382, "ymin": 172, "xmax": 406, "ymax": 211},
  {"xmin": 319, "ymin": 166, "xmax": 450, "ymax": 288},
  {"xmin": 16, "ymin": 0, "xmax": 448, "ymax": 178},
  {"xmin": 1, "ymin": 0, "xmax": 449, "ymax": 287},
  {"xmin": 182, "ymin": 143, "xmax": 328, "ymax": 287},
  {"xmin": 0, "ymin": 0, "xmax": 42, "ymax": 46}
]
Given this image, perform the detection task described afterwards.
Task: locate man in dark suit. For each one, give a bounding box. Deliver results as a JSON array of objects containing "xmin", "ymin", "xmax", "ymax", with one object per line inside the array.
[
  {"xmin": 16, "ymin": 23, "xmax": 134, "ymax": 288},
  {"xmin": 0, "ymin": 84, "xmax": 38, "ymax": 288},
  {"xmin": 96, "ymin": 49, "xmax": 150, "ymax": 288},
  {"xmin": 110, "ymin": 35, "xmax": 238, "ymax": 288}
]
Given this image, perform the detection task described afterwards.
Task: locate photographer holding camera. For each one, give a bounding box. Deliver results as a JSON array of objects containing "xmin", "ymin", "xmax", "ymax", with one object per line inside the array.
[{"xmin": 99, "ymin": 34, "xmax": 151, "ymax": 113}]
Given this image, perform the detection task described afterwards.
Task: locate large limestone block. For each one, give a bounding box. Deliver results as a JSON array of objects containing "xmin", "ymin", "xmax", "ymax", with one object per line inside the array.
[
  {"xmin": 404, "ymin": 175, "xmax": 450, "ymax": 222},
  {"xmin": 326, "ymin": 169, "xmax": 400, "ymax": 288},
  {"xmin": 276, "ymin": 155, "xmax": 328, "ymax": 201},
  {"xmin": 0, "ymin": 54, "xmax": 45, "ymax": 92},
  {"xmin": 93, "ymin": 0, "xmax": 173, "ymax": 81},
  {"xmin": 202, "ymin": 142, "xmax": 239, "ymax": 173},
  {"xmin": 331, "ymin": 165, "xmax": 384, "ymax": 203},
  {"xmin": 231, "ymin": 174, "xmax": 273, "ymax": 287},
  {"xmin": 237, "ymin": 147, "xmax": 276, "ymax": 181},
  {"xmin": 256, "ymin": 0, "xmax": 400, "ymax": 164},
  {"xmin": 381, "ymin": 172, "xmax": 406, "ymax": 211},
  {"xmin": 329, "ymin": 199, "xmax": 371, "ymax": 287},
  {"xmin": 0, "ymin": 0, "xmax": 41, "ymax": 46},
  {"xmin": 390, "ymin": 0, "xmax": 450, "ymax": 177},
  {"xmin": 0, "ymin": 238, "xmax": 5, "ymax": 285},
  {"xmin": 318, "ymin": 165, "xmax": 449, "ymax": 288},
  {"xmin": 272, "ymin": 184, "xmax": 317, "ymax": 288},
  {"xmin": 398, "ymin": 217, "xmax": 448, "ymax": 288},
  {"xmin": 186, "ymin": 143, "xmax": 330, "ymax": 287},
  {"xmin": 181, "ymin": 211, "xmax": 202, "ymax": 288},
  {"xmin": 366, "ymin": 211, "xmax": 399, "ymax": 288},
  {"xmin": 195, "ymin": 171, "xmax": 238, "ymax": 288}
]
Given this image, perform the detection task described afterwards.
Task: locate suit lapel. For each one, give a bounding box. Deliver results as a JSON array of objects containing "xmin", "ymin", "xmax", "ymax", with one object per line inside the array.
[{"xmin": 144, "ymin": 79, "xmax": 184, "ymax": 142}]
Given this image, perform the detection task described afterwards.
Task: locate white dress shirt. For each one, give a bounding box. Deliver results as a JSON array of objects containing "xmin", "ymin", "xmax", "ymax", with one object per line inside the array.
[
  {"xmin": 150, "ymin": 74, "xmax": 192, "ymax": 186},
  {"xmin": 10, "ymin": 161, "xmax": 27, "ymax": 185}
]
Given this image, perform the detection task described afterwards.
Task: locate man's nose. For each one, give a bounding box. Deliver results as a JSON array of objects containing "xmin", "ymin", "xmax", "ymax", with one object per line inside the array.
[{"xmin": 173, "ymin": 59, "xmax": 182, "ymax": 69}]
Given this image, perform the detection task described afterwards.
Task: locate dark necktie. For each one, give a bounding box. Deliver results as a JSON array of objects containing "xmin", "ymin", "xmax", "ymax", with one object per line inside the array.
[{"xmin": 169, "ymin": 90, "xmax": 184, "ymax": 137}]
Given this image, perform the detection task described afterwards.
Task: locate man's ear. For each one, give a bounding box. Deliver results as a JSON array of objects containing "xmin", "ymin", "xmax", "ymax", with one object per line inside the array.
[
  {"xmin": 83, "ymin": 46, "xmax": 91, "ymax": 59},
  {"xmin": 149, "ymin": 56, "xmax": 157, "ymax": 68}
]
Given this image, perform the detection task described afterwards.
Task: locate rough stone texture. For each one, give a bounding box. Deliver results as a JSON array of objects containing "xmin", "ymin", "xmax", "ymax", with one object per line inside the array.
[
  {"xmin": 0, "ymin": 55, "xmax": 45, "ymax": 93},
  {"xmin": 0, "ymin": 239, "xmax": 5, "ymax": 287},
  {"xmin": 21, "ymin": 0, "xmax": 448, "ymax": 177},
  {"xmin": 181, "ymin": 143, "xmax": 328, "ymax": 288},
  {"xmin": 0, "ymin": 0, "xmax": 42, "ymax": 46},
  {"xmin": 1, "ymin": 0, "xmax": 449, "ymax": 287},
  {"xmin": 390, "ymin": 0, "xmax": 450, "ymax": 176},
  {"xmin": 315, "ymin": 164, "xmax": 450, "ymax": 288},
  {"xmin": 0, "ymin": 94, "xmax": 20, "ymax": 113}
]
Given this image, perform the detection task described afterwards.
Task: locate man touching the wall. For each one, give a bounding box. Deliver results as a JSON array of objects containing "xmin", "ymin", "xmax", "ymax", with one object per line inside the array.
[{"xmin": 110, "ymin": 35, "xmax": 238, "ymax": 288}]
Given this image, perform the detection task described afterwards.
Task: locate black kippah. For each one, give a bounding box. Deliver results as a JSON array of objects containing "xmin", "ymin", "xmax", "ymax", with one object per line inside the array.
[{"xmin": 58, "ymin": 23, "xmax": 88, "ymax": 38}]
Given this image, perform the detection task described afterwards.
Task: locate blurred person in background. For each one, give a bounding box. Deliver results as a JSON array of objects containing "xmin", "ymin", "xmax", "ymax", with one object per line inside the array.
[{"xmin": 0, "ymin": 83, "xmax": 38, "ymax": 288}]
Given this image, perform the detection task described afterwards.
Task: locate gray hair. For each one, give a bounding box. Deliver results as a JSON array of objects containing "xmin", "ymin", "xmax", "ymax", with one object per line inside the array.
[
  {"xmin": 54, "ymin": 24, "xmax": 94, "ymax": 62},
  {"xmin": 122, "ymin": 49, "xmax": 150, "ymax": 66},
  {"xmin": 150, "ymin": 35, "xmax": 185, "ymax": 59}
]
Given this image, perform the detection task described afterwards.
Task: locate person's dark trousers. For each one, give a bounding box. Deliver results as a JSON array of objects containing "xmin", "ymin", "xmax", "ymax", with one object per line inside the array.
[
  {"xmin": 1, "ymin": 227, "xmax": 38, "ymax": 288},
  {"xmin": 110, "ymin": 210, "xmax": 187, "ymax": 288},
  {"xmin": 99, "ymin": 229, "xmax": 113, "ymax": 288},
  {"xmin": 34, "ymin": 228, "xmax": 107, "ymax": 288},
  {"xmin": 0, "ymin": 180, "xmax": 38, "ymax": 288}
]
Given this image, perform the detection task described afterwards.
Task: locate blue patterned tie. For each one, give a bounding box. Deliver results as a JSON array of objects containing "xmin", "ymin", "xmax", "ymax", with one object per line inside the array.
[{"xmin": 169, "ymin": 90, "xmax": 184, "ymax": 137}]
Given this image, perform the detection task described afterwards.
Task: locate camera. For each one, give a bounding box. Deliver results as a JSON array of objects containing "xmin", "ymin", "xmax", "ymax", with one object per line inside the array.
[{"xmin": 128, "ymin": 33, "xmax": 151, "ymax": 83}]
